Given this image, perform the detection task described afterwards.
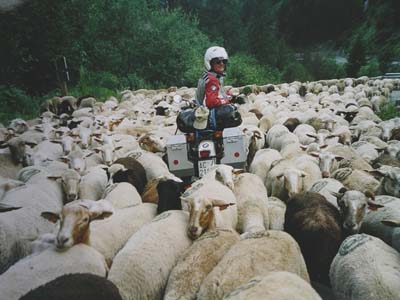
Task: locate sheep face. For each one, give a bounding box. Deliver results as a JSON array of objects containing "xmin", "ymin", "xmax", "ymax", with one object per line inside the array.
[
  {"xmin": 311, "ymin": 152, "xmax": 343, "ymax": 178},
  {"xmin": 41, "ymin": 200, "xmax": 113, "ymax": 249},
  {"xmin": 277, "ymin": 168, "xmax": 306, "ymax": 198},
  {"xmin": 185, "ymin": 196, "xmax": 234, "ymax": 240},
  {"xmin": 138, "ymin": 134, "xmax": 166, "ymax": 153},
  {"xmin": 334, "ymin": 190, "xmax": 383, "ymax": 235}
]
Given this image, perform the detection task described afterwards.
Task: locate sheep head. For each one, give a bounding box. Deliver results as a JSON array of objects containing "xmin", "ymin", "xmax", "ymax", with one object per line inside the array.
[{"xmin": 41, "ymin": 200, "xmax": 114, "ymax": 250}]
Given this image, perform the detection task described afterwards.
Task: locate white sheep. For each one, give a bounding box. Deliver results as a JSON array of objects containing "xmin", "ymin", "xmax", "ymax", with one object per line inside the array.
[
  {"xmin": 223, "ymin": 272, "xmax": 322, "ymax": 300},
  {"xmin": 164, "ymin": 229, "xmax": 240, "ymax": 300},
  {"xmin": 330, "ymin": 234, "xmax": 400, "ymax": 300},
  {"xmin": 332, "ymin": 168, "xmax": 380, "ymax": 193},
  {"xmin": 78, "ymin": 166, "xmax": 108, "ymax": 200},
  {"xmin": 108, "ymin": 210, "xmax": 192, "ymax": 300},
  {"xmin": 181, "ymin": 177, "xmax": 238, "ymax": 239},
  {"xmin": 309, "ymin": 178, "xmax": 345, "ymax": 207},
  {"xmin": 41, "ymin": 200, "xmax": 157, "ymax": 267},
  {"xmin": 197, "ymin": 230, "xmax": 310, "ymax": 300},
  {"xmin": 102, "ymin": 182, "xmax": 142, "ymax": 208},
  {"xmin": 249, "ymin": 148, "xmax": 282, "ymax": 187},
  {"xmin": 0, "ymin": 244, "xmax": 108, "ymax": 300},
  {"xmin": 126, "ymin": 150, "xmax": 171, "ymax": 181},
  {"xmin": 233, "ymin": 173, "xmax": 269, "ymax": 234},
  {"xmin": 360, "ymin": 195, "xmax": 400, "ymax": 252},
  {"xmin": 267, "ymin": 196, "xmax": 286, "ymax": 230}
]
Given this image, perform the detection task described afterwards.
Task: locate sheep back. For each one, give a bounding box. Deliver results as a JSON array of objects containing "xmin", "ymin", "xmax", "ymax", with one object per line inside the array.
[
  {"xmin": 284, "ymin": 192, "xmax": 342, "ymax": 284},
  {"xmin": 164, "ymin": 229, "xmax": 240, "ymax": 300},
  {"xmin": 0, "ymin": 244, "xmax": 107, "ymax": 300},
  {"xmin": 360, "ymin": 195, "xmax": 400, "ymax": 252},
  {"xmin": 90, "ymin": 203, "xmax": 157, "ymax": 266},
  {"xmin": 330, "ymin": 234, "xmax": 400, "ymax": 300},
  {"xmin": 197, "ymin": 230, "xmax": 309, "ymax": 300},
  {"xmin": 19, "ymin": 273, "xmax": 122, "ymax": 300},
  {"xmin": 223, "ymin": 272, "xmax": 322, "ymax": 300},
  {"xmin": 108, "ymin": 210, "xmax": 192, "ymax": 300}
]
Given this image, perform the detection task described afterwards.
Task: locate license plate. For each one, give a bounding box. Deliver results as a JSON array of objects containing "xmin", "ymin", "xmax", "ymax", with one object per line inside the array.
[{"xmin": 198, "ymin": 159, "xmax": 215, "ymax": 178}]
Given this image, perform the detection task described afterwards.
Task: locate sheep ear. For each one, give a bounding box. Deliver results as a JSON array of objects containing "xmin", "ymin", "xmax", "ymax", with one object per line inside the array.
[
  {"xmin": 50, "ymin": 140, "xmax": 62, "ymax": 144},
  {"xmin": 335, "ymin": 155, "xmax": 344, "ymax": 161},
  {"xmin": 253, "ymin": 131, "xmax": 262, "ymax": 139},
  {"xmin": 309, "ymin": 152, "xmax": 320, "ymax": 158},
  {"xmin": 41, "ymin": 211, "xmax": 60, "ymax": 223},
  {"xmin": 92, "ymin": 148, "xmax": 103, "ymax": 154},
  {"xmin": 0, "ymin": 203, "xmax": 21, "ymax": 213},
  {"xmin": 276, "ymin": 174, "xmax": 284, "ymax": 179},
  {"xmin": 59, "ymin": 156, "xmax": 70, "ymax": 163},
  {"xmin": 299, "ymin": 145, "xmax": 308, "ymax": 151},
  {"xmin": 114, "ymin": 146, "xmax": 123, "ymax": 151},
  {"xmin": 320, "ymin": 144, "xmax": 328, "ymax": 149},
  {"xmin": 232, "ymin": 168, "xmax": 245, "ymax": 175},
  {"xmin": 211, "ymin": 199, "xmax": 235, "ymax": 211},
  {"xmin": 25, "ymin": 141, "xmax": 38, "ymax": 148},
  {"xmin": 300, "ymin": 171, "xmax": 308, "ymax": 177},
  {"xmin": 367, "ymin": 200, "xmax": 384, "ymax": 211},
  {"xmin": 0, "ymin": 142, "xmax": 9, "ymax": 149},
  {"xmin": 306, "ymin": 133, "xmax": 317, "ymax": 139},
  {"xmin": 381, "ymin": 219, "xmax": 400, "ymax": 227},
  {"xmin": 88, "ymin": 200, "xmax": 114, "ymax": 221},
  {"xmin": 47, "ymin": 176, "xmax": 62, "ymax": 182}
]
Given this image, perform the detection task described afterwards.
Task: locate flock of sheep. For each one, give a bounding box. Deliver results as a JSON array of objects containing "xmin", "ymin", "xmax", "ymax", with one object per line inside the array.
[{"xmin": 0, "ymin": 75, "xmax": 400, "ymax": 300}]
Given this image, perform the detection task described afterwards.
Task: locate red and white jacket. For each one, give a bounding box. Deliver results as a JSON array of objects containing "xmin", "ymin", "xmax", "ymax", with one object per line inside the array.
[{"xmin": 195, "ymin": 71, "xmax": 232, "ymax": 108}]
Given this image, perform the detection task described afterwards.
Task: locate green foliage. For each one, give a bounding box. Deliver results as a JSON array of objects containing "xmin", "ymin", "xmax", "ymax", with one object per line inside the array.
[
  {"xmin": 302, "ymin": 50, "xmax": 339, "ymax": 80},
  {"xmin": 0, "ymin": 86, "xmax": 40, "ymax": 123},
  {"xmin": 358, "ymin": 58, "xmax": 381, "ymax": 77},
  {"xmin": 281, "ymin": 62, "xmax": 313, "ymax": 83},
  {"xmin": 225, "ymin": 53, "xmax": 280, "ymax": 87},
  {"xmin": 378, "ymin": 103, "xmax": 400, "ymax": 121}
]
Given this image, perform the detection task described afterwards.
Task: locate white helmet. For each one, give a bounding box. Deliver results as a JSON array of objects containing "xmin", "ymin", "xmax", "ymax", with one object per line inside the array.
[{"xmin": 204, "ymin": 46, "xmax": 228, "ymax": 71}]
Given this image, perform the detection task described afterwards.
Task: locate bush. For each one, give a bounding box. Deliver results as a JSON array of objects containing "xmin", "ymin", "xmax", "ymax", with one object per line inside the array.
[
  {"xmin": 378, "ymin": 103, "xmax": 400, "ymax": 121},
  {"xmin": 358, "ymin": 58, "xmax": 381, "ymax": 77},
  {"xmin": 0, "ymin": 85, "xmax": 40, "ymax": 124},
  {"xmin": 281, "ymin": 62, "xmax": 312, "ymax": 83},
  {"xmin": 225, "ymin": 53, "xmax": 280, "ymax": 87}
]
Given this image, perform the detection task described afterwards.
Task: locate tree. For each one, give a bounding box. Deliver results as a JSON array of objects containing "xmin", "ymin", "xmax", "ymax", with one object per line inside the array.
[{"xmin": 346, "ymin": 37, "xmax": 366, "ymax": 77}]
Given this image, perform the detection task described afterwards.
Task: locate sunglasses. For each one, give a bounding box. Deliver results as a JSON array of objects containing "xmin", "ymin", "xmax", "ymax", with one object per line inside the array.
[{"xmin": 212, "ymin": 59, "xmax": 228, "ymax": 65}]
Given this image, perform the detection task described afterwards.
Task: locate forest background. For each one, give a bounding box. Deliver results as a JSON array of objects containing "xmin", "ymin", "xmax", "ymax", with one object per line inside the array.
[{"xmin": 0, "ymin": 0, "xmax": 399, "ymax": 122}]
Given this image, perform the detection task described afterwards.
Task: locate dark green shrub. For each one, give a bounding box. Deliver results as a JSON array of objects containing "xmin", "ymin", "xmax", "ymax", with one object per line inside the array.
[
  {"xmin": 225, "ymin": 53, "xmax": 280, "ymax": 87},
  {"xmin": 0, "ymin": 85, "xmax": 40, "ymax": 123},
  {"xmin": 378, "ymin": 103, "xmax": 400, "ymax": 121}
]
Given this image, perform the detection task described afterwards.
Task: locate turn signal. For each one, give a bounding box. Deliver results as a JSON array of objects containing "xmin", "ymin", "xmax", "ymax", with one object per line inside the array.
[
  {"xmin": 214, "ymin": 131, "xmax": 223, "ymax": 138},
  {"xmin": 186, "ymin": 133, "xmax": 195, "ymax": 142}
]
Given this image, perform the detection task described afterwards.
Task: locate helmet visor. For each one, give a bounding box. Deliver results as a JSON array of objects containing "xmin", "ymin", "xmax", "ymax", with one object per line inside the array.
[{"xmin": 211, "ymin": 58, "xmax": 228, "ymax": 66}]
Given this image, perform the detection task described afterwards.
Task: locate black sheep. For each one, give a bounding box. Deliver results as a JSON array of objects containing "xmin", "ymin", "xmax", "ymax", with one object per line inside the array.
[
  {"xmin": 284, "ymin": 191, "xmax": 342, "ymax": 285},
  {"xmin": 112, "ymin": 157, "xmax": 147, "ymax": 195},
  {"xmin": 20, "ymin": 273, "xmax": 122, "ymax": 300},
  {"xmin": 156, "ymin": 178, "xmax": 183, "ymax": 214}
]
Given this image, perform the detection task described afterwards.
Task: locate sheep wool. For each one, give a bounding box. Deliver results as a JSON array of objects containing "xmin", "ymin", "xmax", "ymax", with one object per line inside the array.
[
  {"xmin": 223, "ymin": 272, "xmax": 322, "ymax": 300},
  {"xmin": 360, "ymin": 195, "xmax": 400, "ymax": 252},
  {"xmin": 108, "ymin": 210, "xmax": 192, "ymax": 300},
  {"xmin": 0, "ymin": 244, "xmax": 108, "ymax": 300},
  {"xmin": 197, "ymin": 230, "xmax": 309, "ymax": 300},
  {"xmin": 330, "ymin": 234, "xmax": 400, "ymax": 300},
  {"xmin": 164, "ymin": 229, "xmax": 240, "ymax": 300},
  {"xmin": 90, "ymin": 203, "xmax": 157, "ymax": 266}
]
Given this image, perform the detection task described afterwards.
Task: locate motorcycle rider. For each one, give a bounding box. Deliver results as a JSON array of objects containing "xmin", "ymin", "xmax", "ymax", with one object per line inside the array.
[{"xmin": 195, "ymin": 46, "xmax": 232, "ymax": 108}]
